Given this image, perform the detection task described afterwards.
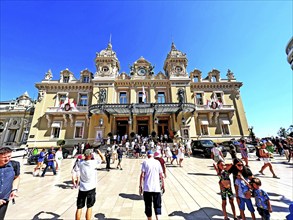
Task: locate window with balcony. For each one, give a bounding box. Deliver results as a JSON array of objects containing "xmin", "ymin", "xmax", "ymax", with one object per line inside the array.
[
  {"xmin": 216, "ymin": 93, "xmax": 223, "ymax": 103},
  {"xmin": 82, "ymin": 76, "xmax": 90, "ymax": 83},
  {"xmin": 58, "ymin": 94, "xmax": 67, "ymax": 106},
  {"xmin": 119, "ymin": 92, "xmax": 128, "ymax": 104},
  {"xmin": 157, "ymin": 92, "xmax": 165, "ymax": 103},
  {"xmin": 196, "ymin": 93, "xmax": 203, "ymax": 105},
  {"xmin": 74, "ymin": 121, "xmax": 84, "ymax": 138},
  {"xmin": 138, "ymin": 92, "xmax": 144, "ymax": 103},
  {"xmin": 79, "ymin": 94, "xmax": 88, "ymax": 106},
  {"xmin": 63, "ymin": 76, "xmax": 69, "ymax": 83},
  {"xmin": 51, "ymin": 122, "xmax": 61, "ymax": 138}
]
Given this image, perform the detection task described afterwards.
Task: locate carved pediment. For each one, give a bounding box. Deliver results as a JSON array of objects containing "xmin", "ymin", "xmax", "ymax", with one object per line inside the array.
[
  {"xmin": 117, "ymin": 72, "xmax": 131, "ymax": 80},
  {"xmin": 154, "ymin": 72, "xmax": 167, "ymax": 80},
  {"xmin": 190, "ymin": 69, "xmax": 202, "ymax": 82},
  {"xmin": 208, "ymin": 69, "xmax": 220, "ymax": 82}
]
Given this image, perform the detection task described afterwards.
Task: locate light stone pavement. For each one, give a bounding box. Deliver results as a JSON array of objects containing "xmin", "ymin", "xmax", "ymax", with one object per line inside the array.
[{"xmin": 5, "ymin": 152, "xmax": 293, "ymax": 220}]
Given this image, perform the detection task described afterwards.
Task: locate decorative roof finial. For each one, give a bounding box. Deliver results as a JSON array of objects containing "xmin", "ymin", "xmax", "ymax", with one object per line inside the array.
[
  {"xmin": 107, "ymin": 34, "xmax": 112, "ymax": 50},
  {"xmin": 171, "ymin": 41, "xmax": 176, "ymax": 50}
]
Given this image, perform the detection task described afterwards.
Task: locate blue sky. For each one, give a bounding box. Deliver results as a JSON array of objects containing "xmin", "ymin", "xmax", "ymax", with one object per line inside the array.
[{"xmin": 1, "ymin": 1, "xmax": 292, "ymax": 138}]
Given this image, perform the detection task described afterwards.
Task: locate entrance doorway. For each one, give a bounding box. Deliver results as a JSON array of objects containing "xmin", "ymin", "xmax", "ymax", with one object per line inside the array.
[
  {"xmin": 116, "ymin": 120, "xmax": 128, "ymax": 138},
  {"xmin": 137, "ymin": 120, "xmax": 149, "ymax": 137},
  {"xmin": 157, "ymin": 120, "xmax": 169, "ymax": 137}
]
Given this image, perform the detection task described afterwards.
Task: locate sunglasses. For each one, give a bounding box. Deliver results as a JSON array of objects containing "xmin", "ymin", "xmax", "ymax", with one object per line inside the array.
[{"xmin": 236, "ymin": 164, "xmax": 243, "ymax": 167}]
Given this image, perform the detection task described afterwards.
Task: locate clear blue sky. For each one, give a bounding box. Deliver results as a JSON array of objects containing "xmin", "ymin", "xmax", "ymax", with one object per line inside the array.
[{"xmin": 1, "ymin": 1, "xmax": 292, "ymax": 138}]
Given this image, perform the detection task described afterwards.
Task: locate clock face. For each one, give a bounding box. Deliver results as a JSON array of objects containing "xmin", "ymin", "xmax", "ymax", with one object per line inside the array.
[
  {"xmin": 102, "ymin": 66, "xmax": 109, "ymax": 72},
  {"xmin": 138, "ymin": 68, "xmax": 146, "ymax": 76},
  {"xmin": 175, "ymin": 66, "xmax": 183, "ymax": 73}
]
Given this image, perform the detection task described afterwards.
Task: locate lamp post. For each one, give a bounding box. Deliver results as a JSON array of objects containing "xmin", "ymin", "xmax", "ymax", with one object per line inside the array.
[{"xmin": 248, "ymin": 126, "xmax": 255, "ymax": 141}]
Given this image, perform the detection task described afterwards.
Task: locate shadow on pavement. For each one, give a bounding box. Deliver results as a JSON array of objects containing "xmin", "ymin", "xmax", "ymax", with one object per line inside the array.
[
  {"xmin": 168, "ymin": 207, "xmax": 223, "ymax": 220},
  {"xmin": 32, "ymin": 211, "xmax": 61, "ymax": 220},
  {"xmin": 188, "ymin": 172, "xmax": 217, "ymax": 176},
  {"xmin": 268, "ymin": 192, "xmax": 292, "ymax": 213},
  {"xmin": 169, "ymin": 207, "xmax": 256, "ymax": 220},
  {"xmin": 94, "ymin": 213, "xmax": 119, "ymax": 220},
  {"xmin": 119, "ymin": 193, "xmax": 143, "ymax": 200},
  {"xmin": 24, "ymin": 171, "xmax": 34, "ymax": 175},
  {"xmin": 55, "ymin": 183, "xmax": 72, "ymax": 189}
]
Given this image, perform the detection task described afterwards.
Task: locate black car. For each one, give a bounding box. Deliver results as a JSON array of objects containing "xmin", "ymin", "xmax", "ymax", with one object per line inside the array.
[
  {"xmin": 27, "ymin": 147, "xmax": 71, "ymax": 165},
  {"xmin": 221, "ymin": 140, "xmax": 255, "ymax": 153},
  {"xmin": 191, "ymin": 139, "xmax": 227, "ymax": 158}
]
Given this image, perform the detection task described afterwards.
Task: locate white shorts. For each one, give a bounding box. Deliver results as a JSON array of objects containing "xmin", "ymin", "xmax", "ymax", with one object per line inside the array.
[{"xmin": 261, "ymin": 157, "xmax": 270, "ymax": 164}]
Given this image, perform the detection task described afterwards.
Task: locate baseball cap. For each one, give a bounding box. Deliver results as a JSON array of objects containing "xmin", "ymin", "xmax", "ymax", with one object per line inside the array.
[
  {"xmin": 84, "ymin": 149, "xmax": 92, "ymax": 156},
  {"xmin": 154, "ymin": 152, "xmax": 161, "ymax": 158},
  {"xmin": 147, "ymin": 150, "xmax": 154, "ymax": 155}
]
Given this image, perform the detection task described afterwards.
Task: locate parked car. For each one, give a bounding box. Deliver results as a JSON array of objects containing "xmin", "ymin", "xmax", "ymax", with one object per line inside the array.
[
  {"xmin": 27, "ymin": 147, "xmax": 71, "ymax": 165},
  {"xmin": 11, "ymin": 147, "xmax": 27, "ymax": 158},
  {"xmin": 191, "ymin": 140, "xmax": 227, "ymax": 158},
  {"xmin": 221, "ymin": 140, "xmax": 255, "ymax": 153}
]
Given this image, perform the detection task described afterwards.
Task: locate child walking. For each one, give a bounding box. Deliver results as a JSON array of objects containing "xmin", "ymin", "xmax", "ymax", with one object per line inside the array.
[
  {"xmin": 217, "ymin": 161, "xmax": 237, "ymax": 220},
  {"xmin": 251, "ymin": 178, "xmax": 272, "ymax": 220}
]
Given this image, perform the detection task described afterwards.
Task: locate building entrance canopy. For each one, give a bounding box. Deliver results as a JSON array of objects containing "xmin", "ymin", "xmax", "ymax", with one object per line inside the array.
[{"xmin": 89, "ymin": 103, "xmax": 196, "ymax": 121}]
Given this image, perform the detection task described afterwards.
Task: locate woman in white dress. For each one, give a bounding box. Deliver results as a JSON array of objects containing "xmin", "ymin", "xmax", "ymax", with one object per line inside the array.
[
  {"xmin": 166, "ymin": 144, "xmax": 173, "ymax": 162},
  {"xmin": 55, "ymin": 147, "xmax": 63, "ymax": 171},
  {"xmin": 177, "ymin": 143, "xmax": 185, "ymax": 167}
]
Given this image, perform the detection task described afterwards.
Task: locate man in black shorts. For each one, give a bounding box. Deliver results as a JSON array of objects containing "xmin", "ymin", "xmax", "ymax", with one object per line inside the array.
[{"xmin": 75, "ymin": 149, "xmax": 98, "ymax": 220}]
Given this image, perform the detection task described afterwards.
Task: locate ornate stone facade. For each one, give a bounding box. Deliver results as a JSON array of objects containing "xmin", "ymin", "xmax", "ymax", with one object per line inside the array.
[
  {"xmin": 0, "ymin": 92, "xmax": 35, "ymax": 148},
  {"xmin": 26, "ymin": 42, "xmax": 249, "ymax": 148}
]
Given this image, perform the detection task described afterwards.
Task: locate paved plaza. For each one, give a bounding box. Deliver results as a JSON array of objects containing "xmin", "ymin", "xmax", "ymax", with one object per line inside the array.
[{"xmin": 6, "ymin": 152, "xmax": 293, "ymax": 220}]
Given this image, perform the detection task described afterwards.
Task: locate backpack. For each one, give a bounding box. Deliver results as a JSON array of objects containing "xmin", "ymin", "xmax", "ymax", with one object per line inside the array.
[{"xmin": 10, "ymin": 160, "xmax": 20, "ymax": 176}]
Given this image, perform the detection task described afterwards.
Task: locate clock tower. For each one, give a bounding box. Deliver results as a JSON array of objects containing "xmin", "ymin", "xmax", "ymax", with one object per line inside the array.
[
  {"xmin": 130, "ymin": 56, "xmax": 155, "ymax": 78},
  {"xmin": 163, "ymin": 42, "xmax": 188, "ymax": 79},
  {"xmin": 94, "ymin": 42, "xmax": 120, "ymax": 79}
]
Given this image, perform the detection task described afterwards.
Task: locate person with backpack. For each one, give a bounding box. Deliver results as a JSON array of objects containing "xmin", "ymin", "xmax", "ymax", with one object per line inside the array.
[{"xmin": 0, "ymin": 146, "xmax": 20, "ymax": 219}]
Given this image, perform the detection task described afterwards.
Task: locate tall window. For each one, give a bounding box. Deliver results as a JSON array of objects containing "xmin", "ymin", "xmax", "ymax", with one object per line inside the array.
[
  {"xmin": 51, "ymin": 122, "xmax": 61, "ymax": 138},
  {"xmin": 196, "ymin": 93, "xmax": 203, "ymax": 105},
  {"xmin": 119, "ymin": 92, "xmax": 127, "ymax": 104},
  {"xmin": 193, "ymin": 76, "xmax": 199, "ymax": 82},
  {"xmin": 222, "ymin": 124, "xmax": 230, "ymax": 135},
  {"xmin": 59, "ymin": 94, "xmax": 67, "ymax": 106},
  {"xmin": 63, "ymin": 76, "xmax": 69, "ymax": 83},
  {"xmin": 157, "ymin": 92, "xmax": 165, "ymax": 103},
  {"xmin": 138, "ymin": 92, "xmax": 143, "ymax": 103},
  {"xmin": 0, "ymin": 122, "xmax": 4, "ymax": 133},
  {"xmin": 75, "ymin": 122, "xmax": 84, "ymax": 138},
  {"xmin": 201, "ymin": 125, "xmax": 209, "ymax": 135},
  {"xmin": 79, "ymin": 94, "xmax": 88, "ymax": 106},
  {"xmin": 216, "ymin": 93, "xmax": 223, "ymax": 103},
  {"xmin": 7, "ymin": 129, "xmax": 17, "ymax": 142},
  {"xmin": 82, "ymin": 76, "xmax": 90, "ymax": 83},
  {"xmin": 211, "ymin": 76, "xmax": 217, "ymax": 82}
]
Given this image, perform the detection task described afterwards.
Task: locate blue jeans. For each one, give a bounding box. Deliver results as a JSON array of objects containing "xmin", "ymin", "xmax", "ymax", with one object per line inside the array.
[{"xmin": 41, "ymin": 163, "xmax": 56, "ymax": 176}]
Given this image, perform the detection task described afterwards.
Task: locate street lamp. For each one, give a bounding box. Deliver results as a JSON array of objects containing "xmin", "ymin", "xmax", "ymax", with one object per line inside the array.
[
  {"xmin": 182, "ymin": 117, "xmax": 186, "ymax": 125},
  {"xmin": 154, "ymin": 118, "xmax": 159, "ymax": 124},
  {"xmin": 99, "ymin": 118, "xmax": 104, "ymax": 127}
]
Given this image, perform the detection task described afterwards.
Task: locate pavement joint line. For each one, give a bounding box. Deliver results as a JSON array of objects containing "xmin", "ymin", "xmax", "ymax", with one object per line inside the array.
[{"xmin": 166, "ymin": 164, "xmax": 212, "ymax": 219}]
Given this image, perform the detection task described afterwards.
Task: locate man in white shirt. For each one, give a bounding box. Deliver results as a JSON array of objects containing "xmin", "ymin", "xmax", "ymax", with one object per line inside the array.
[
  {"xmin": 75, "ymin": 149, "xmax": 98, "ymax": 220},
  {"xmin": 139, "ymin": 150, "xmax": 164, "ymax": 220}
]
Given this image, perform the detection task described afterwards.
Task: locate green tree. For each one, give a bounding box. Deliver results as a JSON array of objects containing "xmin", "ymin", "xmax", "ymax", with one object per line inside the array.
[
  {"xmin": 57, "ymin": 139, "xmax": 65, "ymax": 147},
  {"xmin": 277, "ymin": 127, "xmax": 287, "ymax": 138}
]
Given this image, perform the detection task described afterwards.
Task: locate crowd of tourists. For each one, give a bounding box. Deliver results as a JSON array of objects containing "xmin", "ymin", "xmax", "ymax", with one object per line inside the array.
[{"xmin": 1, "ymin": 134, "xmax": 292, "ymax": 220}]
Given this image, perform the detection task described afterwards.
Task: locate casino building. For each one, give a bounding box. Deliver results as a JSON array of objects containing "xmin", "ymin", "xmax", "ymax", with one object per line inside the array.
[{"xmin": 26, "ymin": 42, "xmax": 249, "ymax": 148}]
